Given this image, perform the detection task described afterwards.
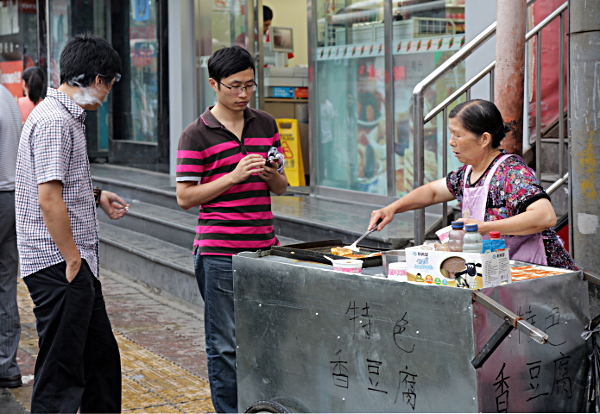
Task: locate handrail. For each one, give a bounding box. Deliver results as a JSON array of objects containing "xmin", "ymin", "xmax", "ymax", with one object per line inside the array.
[
  {"xmin": 425, "ymin": 61, "xmax": 496, "ymax": 123},
  {"xmin": 525, "ymin": 2, "xmax": 568, "ymax": 40},
  {"xmin": 546, "ymin": 172, "xmax": 569, "ymax": 196},
  {"xmin": 412, "ymin": 22, "xmax": 496, "ymax": 97},
  {"xmin": 411, "ymin": 1, "xmax": 568, "ymax": 246},
  {"xmin": 412, "ymin": 23, "xmax": 496, "ymax": 244}
]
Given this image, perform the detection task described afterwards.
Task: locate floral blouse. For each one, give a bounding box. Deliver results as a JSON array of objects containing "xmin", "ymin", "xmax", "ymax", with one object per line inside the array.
[{"xmin": 446, "ymin": 151, "xmax": 577, "ymax": 270}]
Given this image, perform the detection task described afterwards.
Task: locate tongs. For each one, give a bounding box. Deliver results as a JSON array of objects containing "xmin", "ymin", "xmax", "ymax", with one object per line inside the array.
[{"xmin": 344, "ymin": 219, "xmax": 382, "ymax": 252}]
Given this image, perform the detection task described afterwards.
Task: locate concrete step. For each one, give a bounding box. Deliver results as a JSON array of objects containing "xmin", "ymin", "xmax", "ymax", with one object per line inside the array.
[
  {"xmin": 91, "ymin": 163, "xmax": 438, "ymax": 250},
  {"xmin": 99, "ymin": 222, "xmax": 203, "ymax": 307},
  {"xmin": 538, "ymin": 138, "xmax": 569, "ymax": 175},
  {"xmin": 99, "ymin": 198, "xmax": 305, "ymax": 249},
  {"xmin": 98, "ymin": 217, "xmax": 304, "ymax": 309},
  {"xmin": 99, "ymin": 200, "xmax": 197, "ymax": 250},
  {"xmin": 93, "ymin": 167, "xmax": 187, "ymax": 214}
]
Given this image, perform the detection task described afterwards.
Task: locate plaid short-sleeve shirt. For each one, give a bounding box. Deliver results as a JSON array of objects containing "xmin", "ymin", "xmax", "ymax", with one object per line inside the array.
[{"xmin": 15, "ymin": 88, "xmax": 100, "ymax": 278}]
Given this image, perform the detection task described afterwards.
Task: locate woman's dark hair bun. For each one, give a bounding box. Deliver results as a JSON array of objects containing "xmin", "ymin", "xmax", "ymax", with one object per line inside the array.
[{"xmin": 449, "ymin": 99, "xmax": 506, "ymax": 148}]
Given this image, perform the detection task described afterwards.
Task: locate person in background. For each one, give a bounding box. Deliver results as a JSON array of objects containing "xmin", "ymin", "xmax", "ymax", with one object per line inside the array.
[
  {"xmin": 176, "ymin": 46, "xmax": 287, "ymax": 413},
  {"xmin": 236, "ymin": 5, "xmax": 273, "ymax": 48},
  {"xmin": 15, "ymin": 33, "xmax": 129, "ymax": 413},
  {"xmin": 235, "ymin": 5, "xmax": 294, "ymax": 61},
  {"xmin": 0, "ymin": 84, "xmax": 23, "ymax": 389},
  {"xmin": 18, "ymin": 66, "xmax": 46, "ymax": 123},
  {"xmin": 369, "ymin": 99, "xmax": 577, "ymax": 270}
]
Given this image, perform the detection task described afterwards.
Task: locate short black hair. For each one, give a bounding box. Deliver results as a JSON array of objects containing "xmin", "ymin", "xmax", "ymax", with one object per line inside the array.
[
  {"xmin": 59, "ymin": 33, "xmax": 121, "ymax": 88},
  {"xmin": 263, "ymin": 5, "xmax": 273, "ymax": 22},
  {"xmin": 22, "ymin": 66, "xmax": 46, "ymax": 103},
  {"xmin": 208, "ymin": 46, "xmax": 255, "ymax": 84},
  {"xmin": 449, "ymin": 99, "xmax": 509, "ymax": 148}
]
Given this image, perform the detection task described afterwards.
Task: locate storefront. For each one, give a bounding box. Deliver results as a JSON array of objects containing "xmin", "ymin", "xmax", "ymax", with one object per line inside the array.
[
  {"xmin": 310, "ymin": 0, "xmax": 467, "ymax": 204},
  {"xmin": 1, "ymin": 0, "xmax": 469, "ymax": 203},
  {"xmin": 0, "ymin": 0, "xmax": 169, "ymax": 171}
]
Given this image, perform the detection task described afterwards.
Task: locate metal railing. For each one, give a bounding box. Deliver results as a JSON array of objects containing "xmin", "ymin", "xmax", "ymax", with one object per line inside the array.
[{"xmin": 411, "ymin": 1, "xmax": 568, "ymax": 245}]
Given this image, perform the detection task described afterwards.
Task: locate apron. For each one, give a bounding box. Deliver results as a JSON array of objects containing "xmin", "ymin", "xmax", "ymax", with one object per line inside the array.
[{"xmin": 462, "ymin": 154, "xmax": 548, "ymax": 266}]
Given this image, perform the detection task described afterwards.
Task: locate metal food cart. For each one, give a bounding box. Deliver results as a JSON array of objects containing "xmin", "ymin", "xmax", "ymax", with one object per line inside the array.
[{"xmin": 233, "ymin": 251, "xmax": 589, "ymax": 413}]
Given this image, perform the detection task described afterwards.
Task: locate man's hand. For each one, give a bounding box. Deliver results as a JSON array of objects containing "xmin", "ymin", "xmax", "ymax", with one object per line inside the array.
[
  {"xmin": 230, "ymin": 154, "xmax": 267, "ymax": 184},
  {"xmin": 65, "ymin": 258, "xmax": 82, "ymax": 282},
  {"xmin": 257, "ymin": 159, "xmax": 279, "ymax": 181},
  {"xmin": 99, "ymin": 190, "xmax": 129, "ymax": 220}
]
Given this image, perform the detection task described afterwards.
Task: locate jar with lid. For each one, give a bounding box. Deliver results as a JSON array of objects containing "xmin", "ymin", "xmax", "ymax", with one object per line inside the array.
[
  {"xmin": 448, "ymin": 221, "xmax": 466, "ymax": 252},
  {"xmin": 463, "ymin": 224, "xmax": 483, "ymax": 253}
]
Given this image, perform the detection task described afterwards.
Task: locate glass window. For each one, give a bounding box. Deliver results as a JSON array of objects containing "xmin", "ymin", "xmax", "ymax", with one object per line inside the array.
[
  {"xmin": 114, "ymin": 0, "xmax": 159, "ymax": 143},
  {"xmin": 48, "ymin": 0, "xmax": 71, "ymax": 88},
  {"xmin": 314, "ymin": 0, "xmax": 466, "ymax": 197},
  {"xmin": 0, "ymin": 0, "xmax": 28, "ymax": 99}
]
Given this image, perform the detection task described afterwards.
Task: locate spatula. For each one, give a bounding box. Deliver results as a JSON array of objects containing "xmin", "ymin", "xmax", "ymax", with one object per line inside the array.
[{"xmin": 344, "ymin": 219, "xmax": 382, "ymax": 252}]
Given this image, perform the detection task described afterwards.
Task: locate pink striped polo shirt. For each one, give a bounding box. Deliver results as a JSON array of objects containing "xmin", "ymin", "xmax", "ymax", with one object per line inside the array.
[{"xmin": 176, "ymin": 106, "xmax": 282, "ymax": 255}]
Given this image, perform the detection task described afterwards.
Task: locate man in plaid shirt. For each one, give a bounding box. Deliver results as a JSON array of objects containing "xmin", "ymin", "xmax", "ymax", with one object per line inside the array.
[{"xmin": 15, "ymin": 34, "xmax": 129, "ymax": 413}]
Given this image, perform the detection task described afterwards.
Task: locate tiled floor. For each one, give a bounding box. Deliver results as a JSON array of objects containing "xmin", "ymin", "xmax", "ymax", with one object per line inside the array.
[{"xmin": 10, "ymin": 271, "xmax": 215, "ymax": 413}]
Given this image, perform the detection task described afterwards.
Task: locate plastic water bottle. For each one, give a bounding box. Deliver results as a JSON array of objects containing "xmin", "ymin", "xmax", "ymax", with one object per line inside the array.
[
  {"xmin": 490, "ymin": 231, "xmax": 503, "ymax": 252},
  {"xmin": 448, "ymin": 221, "xmax": 466, "ymax": 252},
  {"xmin": 482, "ymin": 239, "xmax": 493, "ymax": 253},
  {"xmin": 463, "ymin": 224, "xmax": 483, "ymax": 253}
]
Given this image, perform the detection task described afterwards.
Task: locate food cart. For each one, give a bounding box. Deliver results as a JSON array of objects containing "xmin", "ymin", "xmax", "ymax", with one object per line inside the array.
[{"xmin": 233, "ymin": 250, "xmax": 589, "ymax": 413}]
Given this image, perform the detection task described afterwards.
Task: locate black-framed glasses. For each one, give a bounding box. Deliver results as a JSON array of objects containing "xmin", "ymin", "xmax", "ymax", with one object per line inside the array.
[
  {"xmin": 97, "ymin": 72, "xmax": 122, "ymax": 83},
  {"xmin": 217, "ymin": 81, "xmax": 256, "ymax": 94}
]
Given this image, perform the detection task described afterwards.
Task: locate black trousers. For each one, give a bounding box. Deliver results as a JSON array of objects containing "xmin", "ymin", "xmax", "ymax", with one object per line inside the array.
[{"xmin": 24, "ymin": 261, "xmax": 121, "ymax": 413}]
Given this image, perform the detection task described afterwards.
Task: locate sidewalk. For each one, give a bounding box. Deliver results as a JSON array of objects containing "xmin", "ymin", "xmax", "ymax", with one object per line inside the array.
[{"xmin": 3, "ymin": 270, "xmax": 215, "ymax": 413}]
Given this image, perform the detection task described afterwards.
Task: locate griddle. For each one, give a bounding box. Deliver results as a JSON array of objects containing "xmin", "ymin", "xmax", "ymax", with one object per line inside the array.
[{"xmin": 271, "ymin": 239, "xmax": 383, "ymax": 268}]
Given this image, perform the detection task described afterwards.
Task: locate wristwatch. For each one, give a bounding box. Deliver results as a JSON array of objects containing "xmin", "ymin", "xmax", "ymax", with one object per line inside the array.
[{"xmin": 93, "ymin": 186, "xmax": 102, "ymax": 207}]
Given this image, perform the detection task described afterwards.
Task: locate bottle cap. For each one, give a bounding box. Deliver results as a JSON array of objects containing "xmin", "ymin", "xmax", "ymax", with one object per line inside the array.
[
  {"xmin": 465, "ymin": 224, "xmax": 478, "ymax": 232},
  {"xmin": 451, "ymin": 221, "xmax": 464, "ymax": 229},
  {"xmin": 490, "ymin": 231, "xmax": 501, "ymax": 239}
]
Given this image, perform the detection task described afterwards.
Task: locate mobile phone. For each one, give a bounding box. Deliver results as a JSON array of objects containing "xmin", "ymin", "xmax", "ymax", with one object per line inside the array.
[{"xmin": 265, "ymin": 157, "xmax": 278, "ymax": 168}]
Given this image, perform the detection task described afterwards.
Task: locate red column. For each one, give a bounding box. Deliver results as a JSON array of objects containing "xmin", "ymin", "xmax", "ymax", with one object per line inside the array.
[{"xmin": 494, "ymin": 0, "xmax": 527, "ymax": 156}]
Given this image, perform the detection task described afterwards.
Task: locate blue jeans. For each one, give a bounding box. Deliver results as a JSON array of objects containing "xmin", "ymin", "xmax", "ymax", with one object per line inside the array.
[{"xmin": 195, "ymin": 254, "xmax": 237, "ymax": 413}]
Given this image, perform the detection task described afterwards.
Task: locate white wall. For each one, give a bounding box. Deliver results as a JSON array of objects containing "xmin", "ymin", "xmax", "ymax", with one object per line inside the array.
[
  {"xmin": 169, "ymin": 0, "xmax": 197, "ymax": 178},
  {"xmin": 264, "ymin": 0, "xmax": 308, "ymax": 66}
]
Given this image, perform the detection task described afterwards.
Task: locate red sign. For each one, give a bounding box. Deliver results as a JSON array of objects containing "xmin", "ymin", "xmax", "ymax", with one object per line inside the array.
[
  {"xmin": 20, "ymin": 0, "xmax": 37, "ymax": 14},
  {"xmin": 0, "ymin": 60, "xmax": 24, "ymax": 99}
]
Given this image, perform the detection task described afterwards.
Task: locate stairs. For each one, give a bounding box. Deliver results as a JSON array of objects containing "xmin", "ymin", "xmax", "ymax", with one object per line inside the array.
[
  {"xmin": 529, "ymin": 114, "xmax": 569, "ymax": 220},
  {"xmin": 93, "ymin": 165, "xmax": 303, "ymax": 308},
  {"xmin": 92, "ymin": 164, "xmax": 425, "ymax": 308}
]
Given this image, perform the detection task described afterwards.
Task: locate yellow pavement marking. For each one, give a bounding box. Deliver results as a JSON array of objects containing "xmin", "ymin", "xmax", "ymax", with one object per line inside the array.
[
  {"xmin": 118, "ymin": 332, "xmax": 214, "ymax": 413},
  {"xmin": 15, "ymin": 277, "xmax": 215, "ymax": 413}
]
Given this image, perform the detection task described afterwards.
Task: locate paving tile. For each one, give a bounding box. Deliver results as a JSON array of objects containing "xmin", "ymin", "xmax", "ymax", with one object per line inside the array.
[{"xmin": 11, "ymin": 270, "xmax": 214, "ymax": 413}]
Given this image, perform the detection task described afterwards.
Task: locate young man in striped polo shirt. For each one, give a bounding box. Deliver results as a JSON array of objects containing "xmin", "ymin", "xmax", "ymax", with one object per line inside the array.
[{"xmin": 176, "ymin": 46, "xmax": 288, "ymax": 413}]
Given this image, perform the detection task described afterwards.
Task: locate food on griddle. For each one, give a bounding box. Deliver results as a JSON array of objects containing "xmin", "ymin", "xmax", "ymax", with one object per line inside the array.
[
  {"xmin": 330, "ymin": 247, "xmax": 381, "ymax": 259},
  {"xmin": 331, "ymin": 247, "xmax": 354, "ymax": 257}
]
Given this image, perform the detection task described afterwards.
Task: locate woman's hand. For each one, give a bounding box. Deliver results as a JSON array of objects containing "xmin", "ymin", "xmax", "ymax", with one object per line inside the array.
[{"xmin": 369, "ymin": 205, "xmax": 396, "ymax": 232}]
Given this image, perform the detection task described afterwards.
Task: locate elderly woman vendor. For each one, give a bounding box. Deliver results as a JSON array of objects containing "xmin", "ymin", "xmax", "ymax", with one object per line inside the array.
[{"xmin": 369, "ymin": 99, "xmax": 577, "ymax": 270}]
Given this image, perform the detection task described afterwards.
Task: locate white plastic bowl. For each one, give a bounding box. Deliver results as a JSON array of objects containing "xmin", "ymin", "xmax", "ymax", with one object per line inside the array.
[{"xmin": 332, "ymin": 259, "xmax": 363, "ymax": 274}]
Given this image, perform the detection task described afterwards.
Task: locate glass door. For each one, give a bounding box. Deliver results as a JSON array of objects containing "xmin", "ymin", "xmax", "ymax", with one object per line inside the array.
[{"xmin": 195, "ymin": 0, "xmax": 263, "ymax": 113}]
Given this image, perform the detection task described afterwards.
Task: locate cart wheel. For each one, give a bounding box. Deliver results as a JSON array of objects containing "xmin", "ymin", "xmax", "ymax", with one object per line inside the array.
[{"xmin": 245, "ymin": 400, "xmax": 291, "ymax": 413}]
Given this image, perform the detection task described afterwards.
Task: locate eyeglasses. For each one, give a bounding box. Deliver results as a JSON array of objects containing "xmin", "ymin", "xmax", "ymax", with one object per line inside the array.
[
  {"xmin": 217, "ymin": 81, "xmax": 256, "ymax": 94},
  {"xmin": 97, "ymin": 73, "xmax": 122, "ymax": 83}
]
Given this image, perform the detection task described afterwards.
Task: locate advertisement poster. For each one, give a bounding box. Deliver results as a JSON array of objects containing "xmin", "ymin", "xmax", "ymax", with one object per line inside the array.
[
  {"xmin": 134, "ymin": 0, "xmax": 151, "ymax": 22},
  {"xmin": 0, "ymin": 60, "xmax": 23, "ymax": 98},
  {"xmin": 355, "ymin": 56, "xmax": 387, "ymax": 195}
]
